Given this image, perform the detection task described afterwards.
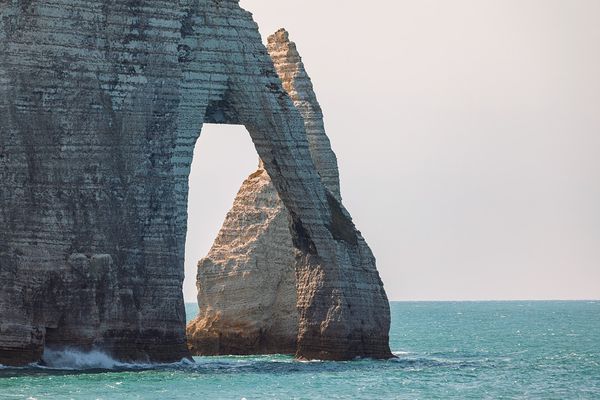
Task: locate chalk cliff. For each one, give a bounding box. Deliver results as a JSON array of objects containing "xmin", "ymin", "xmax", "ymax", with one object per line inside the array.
[
  {"xmin": 187, "ymin": 164, "xmax": 299, "ymax": 355},
  {"xmin": 0, "ymin": 1, "xmax": 391, "ymax": 365},
  {"xmin": 187, "ymin": 30, "xmax": 391, "ymax": 359}
]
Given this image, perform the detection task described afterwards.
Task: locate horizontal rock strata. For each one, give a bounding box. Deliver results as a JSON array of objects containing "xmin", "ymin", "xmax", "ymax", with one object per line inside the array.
[
  {"xmin": 187, "ymin": 165, "xmax": 298, "ymax": 356},
  {"xmin": 187, "ymin": 29, "xmax": 392, "ymax": 359},
  {"xmin": 0, "ymin": 1, "xmax": 391, "ymax": 365}
]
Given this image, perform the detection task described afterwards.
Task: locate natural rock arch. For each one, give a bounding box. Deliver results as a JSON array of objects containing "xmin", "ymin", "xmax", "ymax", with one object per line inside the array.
[
  {"xmin": 0, "ymin": 0, "xmax": 391, "ymax": 365},
  {"xmin": 187, "ymin": 29, "xmax": 390, "ymax": 358}
]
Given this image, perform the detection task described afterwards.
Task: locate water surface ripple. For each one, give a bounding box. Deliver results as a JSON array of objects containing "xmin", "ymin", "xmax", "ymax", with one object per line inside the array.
[{"xmin": 1, "ymin": 301, "xmax": 598, "ymax": 399}]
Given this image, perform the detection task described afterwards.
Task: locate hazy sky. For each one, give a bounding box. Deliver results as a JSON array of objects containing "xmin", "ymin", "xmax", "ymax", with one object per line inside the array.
[{"xmin": 184, "ymin": 0, "xmax": 600, "ymax": 302}]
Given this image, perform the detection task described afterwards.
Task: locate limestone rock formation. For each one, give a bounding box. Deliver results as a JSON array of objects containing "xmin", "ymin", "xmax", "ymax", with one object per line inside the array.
[
  {"xmin": 267, "ymin": 29, "xmax": 341, "ymax": 201},
  {"xmin": 187, "ymin": 165, "xmax": 298, "ymax": 356},
  {"xmin": 0, "ymin": 1, "xmax": 391, "ymax": 365},
  {"xmin": 187, "ymin": 29, "xmax": 392, "ymax": 359}
]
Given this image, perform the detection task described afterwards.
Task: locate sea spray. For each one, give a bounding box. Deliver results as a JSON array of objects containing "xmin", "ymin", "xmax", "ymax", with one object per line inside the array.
[
  {"xmin": 41, "ymin": 348, "xmax": 126, "ymax": 370},
  {"xmin": 39, "ymin": 348, "xmax": 196, "ymax": 370}
]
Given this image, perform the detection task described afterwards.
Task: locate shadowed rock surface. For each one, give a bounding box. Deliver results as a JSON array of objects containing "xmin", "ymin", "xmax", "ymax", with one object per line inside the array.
[
  {"xmin": 0, "ymin": 1, "xmax": 391, "ymax": 365},
  {"xmin": 187, "ymin": 29, "xmax": 392, "ymax": 359}
]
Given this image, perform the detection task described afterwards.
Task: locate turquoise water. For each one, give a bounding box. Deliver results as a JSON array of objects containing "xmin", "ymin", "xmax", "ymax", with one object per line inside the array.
[{"xmin": 1, "ymin": 301, "xmax": 599, "ymax": 399}]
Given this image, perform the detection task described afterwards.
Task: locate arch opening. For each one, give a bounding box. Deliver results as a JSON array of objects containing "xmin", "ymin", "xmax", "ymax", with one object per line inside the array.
[{"xmin": 183, "ymin": 124, "xmax": 258, "ymax": 321}]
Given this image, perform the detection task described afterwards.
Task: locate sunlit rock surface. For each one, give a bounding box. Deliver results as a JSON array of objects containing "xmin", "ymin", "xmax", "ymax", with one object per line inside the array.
[
  {"xmin": 187, "ymin": 165, "xmax": 298, "ymax": 355},
  {"xmin": 0, "ymin": 1, "xmax": 390, "ymax": 365},
  {"xmin": 187, "ymin": 29, "xmax": 392, "ymax": 359}
]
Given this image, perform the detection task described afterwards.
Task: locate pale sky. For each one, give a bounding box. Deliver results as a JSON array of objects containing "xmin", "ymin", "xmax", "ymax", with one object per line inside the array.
[{"xmin": 184, "ymin": 0, "xmax": 600, "ymax": 302}]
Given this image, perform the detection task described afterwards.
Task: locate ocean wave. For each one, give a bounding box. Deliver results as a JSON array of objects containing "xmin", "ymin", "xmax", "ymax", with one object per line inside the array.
[
  {"xmin": 388, "ymin": 351, "xmax": 502, "ymax": 370},
  {"xmin": 390, "ymin": 356, "xmax": 476, "ymax": 368},
  {"xmin": 39, "ymin": 348, "xmax": 194, "ymax": 371},
  {"xmin": 3, "ymin": 348, "xmax": 488, "ymax": 374},
  {"xmin": 41, "ymin": 348, "xmax": 127, "ymax": 370}
]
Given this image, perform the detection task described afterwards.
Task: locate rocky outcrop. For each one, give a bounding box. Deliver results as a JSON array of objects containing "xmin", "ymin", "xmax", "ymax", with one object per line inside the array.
[
  {"xmin": 0, "ymin": 1, "xmax": 391, "ymax": 365},
  {"xmin": 187, "ymin": 165, "xmax": 298, "ymax": 356},
  {"xmin": 268, "ymin": 29, "xmax": 341, "ymax": 201},
  {"xmin": 187, "ymin": 29, "xmax": 392, "ymax": 359}
]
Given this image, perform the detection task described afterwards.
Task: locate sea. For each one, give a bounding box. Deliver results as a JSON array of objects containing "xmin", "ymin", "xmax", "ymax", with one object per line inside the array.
[{"xmin": 1, "ymin": 301, "xmax": 599, "ymax": 399}]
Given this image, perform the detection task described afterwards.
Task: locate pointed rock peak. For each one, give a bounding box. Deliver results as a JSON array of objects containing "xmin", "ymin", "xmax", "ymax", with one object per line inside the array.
[
  {"xmin": 267, "ymin": 28, "xmax": 300, "ymax": 61},
  {"xmin": 187, "ymin": 19, "xmax": 390, "ymax": 362},
  {"xmin": 268, "ymin": 28, "xmax": 290, "ymax": 45}
]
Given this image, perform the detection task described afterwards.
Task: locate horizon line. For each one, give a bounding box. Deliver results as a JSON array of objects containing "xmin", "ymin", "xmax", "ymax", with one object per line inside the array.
[{"xmin": 184, "ymin": 299, "xmax": 599, "ymax": 303}]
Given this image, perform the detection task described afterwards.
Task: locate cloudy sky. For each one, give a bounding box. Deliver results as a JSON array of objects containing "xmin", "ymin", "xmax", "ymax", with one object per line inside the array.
[{"xmin": 183, "ymin": 0, "xmax": 600, "ymax": 301}]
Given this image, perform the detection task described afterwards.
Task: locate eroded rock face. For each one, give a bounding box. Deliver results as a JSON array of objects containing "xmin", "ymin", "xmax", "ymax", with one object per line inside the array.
[
  {"xmin": 0, "ymin": 1, "xmax": 391, "ymax": 365},
  {"xmin": 187, "ymin": 30, "xmax": 392, "ymax": 359},
  {"xmin": 187, "ymin": 165, "xmax": 298, "ymax": 355}
]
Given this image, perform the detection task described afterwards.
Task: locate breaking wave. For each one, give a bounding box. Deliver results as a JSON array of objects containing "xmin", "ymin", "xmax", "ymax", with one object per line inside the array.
[
  {"xmin": 40, "ymin": 348, "xmax": 193, "ymax": 371},
  {"xmin": 42, "ymin": 349, "xmax": 128, "ymax": 370}
]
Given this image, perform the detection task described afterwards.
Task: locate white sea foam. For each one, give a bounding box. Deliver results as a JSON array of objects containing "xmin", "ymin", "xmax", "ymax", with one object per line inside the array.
[
  {"xmin": 42, "ymin": 348, "xmax": 126, "ymax": 370},
  {"xmin": 40, "ymin": 348, "xmax": 195, "ymax": 370}
]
